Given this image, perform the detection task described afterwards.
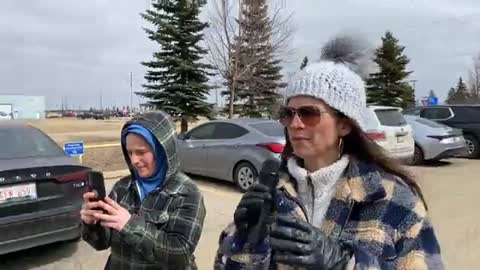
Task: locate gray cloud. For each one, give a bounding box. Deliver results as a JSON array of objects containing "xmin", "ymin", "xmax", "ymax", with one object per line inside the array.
[{"xmin": 0, "ymin": 0, "xmax": 479, "ymax": 109}]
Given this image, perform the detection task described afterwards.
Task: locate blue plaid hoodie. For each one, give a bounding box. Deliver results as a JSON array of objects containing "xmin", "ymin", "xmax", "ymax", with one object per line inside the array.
[{"xmin": 215, "ymin": 158, "xmax": 444, "ymax": 270}]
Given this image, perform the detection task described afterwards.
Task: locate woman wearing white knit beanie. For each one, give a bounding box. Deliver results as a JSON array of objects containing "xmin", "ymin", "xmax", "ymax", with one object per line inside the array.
[{"xmin": 215, "ymin": 36, "xmax": 444, "ymax": 270}]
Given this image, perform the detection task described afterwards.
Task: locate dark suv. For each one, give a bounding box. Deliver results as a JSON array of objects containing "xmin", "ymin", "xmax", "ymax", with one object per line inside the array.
[{"xmin": 403, "ymin": 105, "xmax": 480, "ymax": 158}]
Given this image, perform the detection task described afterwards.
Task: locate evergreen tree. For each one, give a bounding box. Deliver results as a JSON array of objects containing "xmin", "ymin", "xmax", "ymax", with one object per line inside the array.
[
  {"xmin": 139, "ymin": 0, "xmax": 212, "ymax": 132},
  {"xmin": 446, "ymin": 77, "xmax": 470, "ymax": 104},
  {"xmin": 300, "ymin": 56, "xmax": 309, "ymax": 70},
  {"xmin": 446, "ymin": 87, "xmax": 456, "ymax": 104},
  {"xmin": 225, "ymin": 0, "xmax": 285, "ymax": 118},
  {"xmin": 366, "ymin": 31, "xmax": 413, "ymax": 108}
]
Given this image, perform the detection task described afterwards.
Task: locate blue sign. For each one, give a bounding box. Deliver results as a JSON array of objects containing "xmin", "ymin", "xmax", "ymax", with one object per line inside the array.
[
  {"xmin": 64, "ymin": 141, "xmax": 84, "ymax": 156},
  {"xmin": 427, "ymin": 96, "xmax": 438, "ymax": 106}
]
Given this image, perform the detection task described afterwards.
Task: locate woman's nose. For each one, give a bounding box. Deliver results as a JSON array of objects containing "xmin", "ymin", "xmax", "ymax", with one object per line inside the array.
[{"xmin": 289, "ymin": 114, "xmax": 305, "ymax": 129}]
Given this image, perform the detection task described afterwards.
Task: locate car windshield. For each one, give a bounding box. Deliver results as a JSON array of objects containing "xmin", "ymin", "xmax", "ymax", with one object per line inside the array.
[
  {"xmin": 0, "ymin": 127, "xmax": 65, "ymax": 159},
  {"xmin": 374, "ymin": 109, "xmax": 407, "ymax": 127},
  {"xmin": 249, "ymin": 122, "xmax": 284, "ymax": 137}
]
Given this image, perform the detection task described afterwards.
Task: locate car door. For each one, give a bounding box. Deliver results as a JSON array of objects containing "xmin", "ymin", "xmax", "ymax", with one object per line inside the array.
[
  {"xmin": 177, "ymin": 123, "xmax": 215, "ymax": 175},
  {"xmin": 203, "ymin": 123, "xmax": 249, "ymax": 180}
]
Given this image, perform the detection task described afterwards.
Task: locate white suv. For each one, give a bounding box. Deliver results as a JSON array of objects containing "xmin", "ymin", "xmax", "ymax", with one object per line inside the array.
[{"xmin": 364, "ymin": 106, "xmax": 415, "ymax": 163}]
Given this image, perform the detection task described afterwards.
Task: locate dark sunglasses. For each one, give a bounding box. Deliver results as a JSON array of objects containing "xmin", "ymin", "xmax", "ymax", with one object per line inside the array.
[{"xmin": 278, "ymin": 106, "xmax": 328, "ymax": 126}]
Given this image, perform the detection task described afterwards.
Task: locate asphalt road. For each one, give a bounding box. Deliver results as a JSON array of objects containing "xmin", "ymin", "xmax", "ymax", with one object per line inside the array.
[{"xmin": 0, "ymin": 159, "xmax": 479, "ymax": 269}]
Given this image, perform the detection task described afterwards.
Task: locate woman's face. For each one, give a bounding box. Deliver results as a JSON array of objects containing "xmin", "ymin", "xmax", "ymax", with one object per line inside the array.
[
  {"xmin": 283, "ymin": 96, "xmax": 351, "ymax": 160},
  {"xmin": 126, "ymin": 133, "xmax": 156, "ymax": 178}
]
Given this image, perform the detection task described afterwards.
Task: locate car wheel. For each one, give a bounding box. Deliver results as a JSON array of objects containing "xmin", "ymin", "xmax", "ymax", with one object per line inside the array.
[
  {"xmin": 234, "ymin": 161, "xmax": 258, "ymax": 192},
  {"xmin": 412, "ymin": 145, "xmax": 424, "ymax": 165},
  {"xmin": 464, "ymin": 135, "xmax": 480, "ymax": 158}
]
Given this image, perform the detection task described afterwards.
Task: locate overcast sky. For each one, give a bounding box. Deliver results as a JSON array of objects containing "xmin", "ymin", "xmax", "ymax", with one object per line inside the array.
[{"xmin": 1, "ymin": 0, "xmax": 479, "ymax": 110}]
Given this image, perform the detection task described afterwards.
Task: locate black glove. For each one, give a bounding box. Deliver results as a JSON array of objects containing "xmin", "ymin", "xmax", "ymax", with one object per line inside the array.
[
  {"xmin": 270, "ymin": 215, "xmax": 353, "ymax": 270},
  {"xmin": 234, "ymin": 183, "xmax": 272, "ymax": 239}
]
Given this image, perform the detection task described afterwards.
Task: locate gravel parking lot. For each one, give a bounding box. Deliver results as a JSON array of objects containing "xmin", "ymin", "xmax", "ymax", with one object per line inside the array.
[
  {"xmin": 1, "ymin": 118, "xmax": 478, "ymax": 269},
  {"xmin": 0, "ymin": 158, "xmax": 479, "ymax": 269}
]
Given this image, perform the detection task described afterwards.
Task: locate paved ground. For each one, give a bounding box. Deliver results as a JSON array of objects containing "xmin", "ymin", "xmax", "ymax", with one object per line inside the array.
[{"xmin": 0, "ymin": 159, "xmax": 479, "ymax": 269}]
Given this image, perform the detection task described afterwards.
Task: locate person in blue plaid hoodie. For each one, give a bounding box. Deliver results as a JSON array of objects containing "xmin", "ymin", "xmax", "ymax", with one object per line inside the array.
[{"xmin": 214, "ymin": 35, "xmax": 444, "ymax": 270}]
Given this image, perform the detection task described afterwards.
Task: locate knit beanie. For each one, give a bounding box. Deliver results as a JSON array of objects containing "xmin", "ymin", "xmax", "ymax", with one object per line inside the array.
[{"xmin": 285, "ymin": 35, "xmax": 370, "ymax": 131}]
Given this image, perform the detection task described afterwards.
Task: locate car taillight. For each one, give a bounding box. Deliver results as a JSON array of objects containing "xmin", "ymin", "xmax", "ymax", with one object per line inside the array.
[
  {"xmin": 367, "ymin": 131, "xmax": 386, "ymax": 141},
  {"xmin": 57, "ymin": 170, "xmax": 89, "ymax": 182},
  {"xmin": 257, "ymin": 143, "xmax": 285, "ymax": 153},
  {"xmin": 427, "ymin": 135, "xmax": 454, "ymax": 140}
]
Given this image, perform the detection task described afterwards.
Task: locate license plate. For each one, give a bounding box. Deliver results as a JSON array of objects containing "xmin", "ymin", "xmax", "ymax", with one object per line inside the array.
[
  {"xmin": 0, "ymin": 183, "xmax": 37, "ymax": 204},
  {"xmin": 396, "ymin": 136, "xmax": 406, "ymax": 143}
]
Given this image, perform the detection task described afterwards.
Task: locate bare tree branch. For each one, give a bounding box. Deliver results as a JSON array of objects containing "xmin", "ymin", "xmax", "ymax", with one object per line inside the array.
[{"xmin": 204, "ymin": 0, "xmax": 294, "ymax": 117}]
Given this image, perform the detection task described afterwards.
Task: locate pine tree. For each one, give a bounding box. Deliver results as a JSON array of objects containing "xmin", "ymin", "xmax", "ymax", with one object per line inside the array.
[
  {"xmin": 226, "ymin": 0, "xmax": 285, "ymax": 118},
  {"xmin": 366, "ymin": 31, "xmax": 413, "ymax": 108},
  {"xmin": 139, "ymin": 0, "xmax": 212, "ymax": 132},
  {"xmin": 300, "ymin": 56, "xmax": 309, "ymax": 70},
  {"xmin": 446, "ymin": 77, "xmax": 470, "ymax": 104},
  {"xmin": 446, "ymin": 87, "xmax": 456, "ymax": 104}
]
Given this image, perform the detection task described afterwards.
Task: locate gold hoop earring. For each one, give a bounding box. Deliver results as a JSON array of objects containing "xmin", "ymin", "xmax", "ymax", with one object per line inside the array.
[{"xmin": 337, "ymin": 137, "xmax": 344, "ymax": 159}]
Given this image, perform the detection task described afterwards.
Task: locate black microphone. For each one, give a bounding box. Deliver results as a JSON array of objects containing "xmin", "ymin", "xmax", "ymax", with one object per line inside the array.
[{"xmin": 247, "ymin": 159, "xmax": 281, "ymax": 246}]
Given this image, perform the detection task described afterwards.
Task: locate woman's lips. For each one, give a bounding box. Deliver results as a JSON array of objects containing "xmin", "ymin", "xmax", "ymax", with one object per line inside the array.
[{"xmin": 292, "ymin": 136, "xmax": 309, "ymax": 141}]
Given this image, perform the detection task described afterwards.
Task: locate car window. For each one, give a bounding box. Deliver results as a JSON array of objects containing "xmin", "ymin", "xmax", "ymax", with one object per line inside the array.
[
  {"xmin": 421, "ymin": 108, "xmax": 452, "ymax": 120},
  {"xmin": 415, "ymin": 118, "xmax": 447, "ymax": 128},
  {"xmin": 211, "ymin": 123, "xmax": 249, "ymax": 139},
  {"xmin": 187, "ymin": 123, "xmax": 216, "ymax": 140},
  {"xmin": 249, "ymin": 122, "xmax": 283, "ymax": 137},
  {"xmin": 403, "ymin": 108, "xmax": 421, "ymax": 116},
  {"xmin": 451, "ymin": 107, "xmax": 480, "ymax": 122},
  {"xmin": 374, "ymin": 109, "xmax": 407, "ymax": 127},
  {"xmin": 0, "ymin": 127, "xmax": 64, "ymax": 159}
]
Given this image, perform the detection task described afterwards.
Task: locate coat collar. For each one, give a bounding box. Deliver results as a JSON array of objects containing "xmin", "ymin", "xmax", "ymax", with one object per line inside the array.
[
  {"xmin": 338, "ymin": 158, "xmax": 387, "ymax": 203},
  {"xmin": 280, "ymin": 158, "xmax": 387, "ymax": 203}
]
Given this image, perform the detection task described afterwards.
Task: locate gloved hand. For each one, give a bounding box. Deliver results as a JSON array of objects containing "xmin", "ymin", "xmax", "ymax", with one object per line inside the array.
[
  {"xmin": 234, "ymin": 183, "xmax": 272, "ymax": 238},
  {"xmin": 270, "ymin": 215, "xmax": 353, "ymax": 270}
]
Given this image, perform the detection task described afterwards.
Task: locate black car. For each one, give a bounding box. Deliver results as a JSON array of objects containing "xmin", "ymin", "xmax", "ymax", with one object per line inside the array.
[
  {"xmin": 0, "ymin": 122, "xmax": 91, "ymax": 254},
  {"xmin": 403, "ymin": 105, "xmax": 480, "ymax": 158},
  {"xmin": 78, "ymin": 111, "xmax": 110, "ymax": 120}
]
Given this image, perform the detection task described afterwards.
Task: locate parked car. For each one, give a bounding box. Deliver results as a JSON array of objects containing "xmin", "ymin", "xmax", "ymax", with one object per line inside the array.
[
  {"xmin": 403, "ymin": 105, "xmax": 480, "ymax": 158},
  {"xmin": 404, "ymin": 115, "xmax": 467, "ymax": 164},
  {"xmin": 62, "ymin": 111, "xmax": 77, "ymax": 117},
  {"xmin": 177, "ymin": 118, "xmax": 285, "ymax": 192},
  {"xmin": 77, "ymin": 112, "xmax": 94, "ymax": 119},
  {"xmin": 77, "ymin": 111, "xmax": 110, "ymax": 120},
  {"xmin": 0, "ymin": 122, "xmax": 91, "ymax": 255},
  {"xmin": 364, "ymin": 106, "xmax": 415, "ymax": 163}
]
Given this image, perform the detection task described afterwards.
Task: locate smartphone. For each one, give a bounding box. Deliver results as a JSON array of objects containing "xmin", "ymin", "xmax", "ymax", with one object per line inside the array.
[{"xmin": 87, "ymin": 171, "xmax": 106, "ymax": 201}]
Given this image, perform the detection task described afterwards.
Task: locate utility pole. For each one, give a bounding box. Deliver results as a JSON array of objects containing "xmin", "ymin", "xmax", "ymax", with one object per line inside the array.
[
  {"xmin": 100, "ymin": 89, "xmax": 103, "ymax": 111},
  {"xmin": 130, "ymin": 72, "xmax": 133, "ymax": 112},
  {"xmin": 409, "ymin": 79, "xmax": 418, "ymax": 93}
]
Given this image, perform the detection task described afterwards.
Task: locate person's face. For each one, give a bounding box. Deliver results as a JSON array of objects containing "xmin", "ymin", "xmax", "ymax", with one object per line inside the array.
[
  {"xmin": 280, "ymin": 96, "xmax": 352, "ymax": 160},
  {"xmin": 126, "ymin": 133, "xmax": 156, "ymax": 178}
]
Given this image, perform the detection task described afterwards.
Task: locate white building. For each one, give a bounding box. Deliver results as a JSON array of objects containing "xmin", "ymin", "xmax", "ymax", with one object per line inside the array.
[{"xmin": 0, "ymin": 95, "xmax": 46, "ymax": 120}]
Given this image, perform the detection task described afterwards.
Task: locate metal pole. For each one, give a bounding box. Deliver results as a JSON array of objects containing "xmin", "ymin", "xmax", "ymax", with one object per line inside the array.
[{"xmin": 130, "ymin": 72, "xmax": 133, "ymax": 112}]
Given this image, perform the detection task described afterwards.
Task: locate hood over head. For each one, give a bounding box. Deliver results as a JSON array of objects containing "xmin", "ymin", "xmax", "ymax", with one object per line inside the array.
[{"xmin": 120, "ymin": 111, "xmax": 180, "ymax": 199}]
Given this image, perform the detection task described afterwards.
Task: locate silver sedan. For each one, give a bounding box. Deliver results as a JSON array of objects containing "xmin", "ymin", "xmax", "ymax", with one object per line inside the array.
[
  {"xmin": 405, "ymin": 115, "xmax": 467, "ymax": 164},
  {"xmin": 177, "ymin": 118, "xmax": 285, "ymax": 192}
]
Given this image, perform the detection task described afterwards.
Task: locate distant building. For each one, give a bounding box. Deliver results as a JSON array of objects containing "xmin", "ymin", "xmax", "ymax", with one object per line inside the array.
[{"xmin": 0, "ymin": 94, "xmax": 46, "ymax": 120}]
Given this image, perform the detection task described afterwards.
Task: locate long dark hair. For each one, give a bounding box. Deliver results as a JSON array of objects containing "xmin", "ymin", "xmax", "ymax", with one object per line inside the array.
[{"xmin": 280, "ymin": 120, "xmax": 427, "ymax": 208}]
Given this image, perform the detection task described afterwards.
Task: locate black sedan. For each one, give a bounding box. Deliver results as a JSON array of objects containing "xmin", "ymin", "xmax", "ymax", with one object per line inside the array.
[{"xmin": 0, "ymin": 122, "xmax": 91, "ymax": 255}]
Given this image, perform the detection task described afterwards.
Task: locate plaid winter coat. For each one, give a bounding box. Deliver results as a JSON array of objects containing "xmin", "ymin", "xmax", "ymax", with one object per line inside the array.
[
  {"xmin": 82, "ymin": 111, "xmax": 206, "ymax": 270},
  {"xmin": 215, "ymin": 158, "xmax": 444, "ymax": 270}
]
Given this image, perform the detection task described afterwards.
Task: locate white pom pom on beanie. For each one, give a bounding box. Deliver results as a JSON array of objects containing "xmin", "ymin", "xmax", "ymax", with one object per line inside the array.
[{"xmin": 284, "ymin": 60, "xmax": 368, "ymax": 131}]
